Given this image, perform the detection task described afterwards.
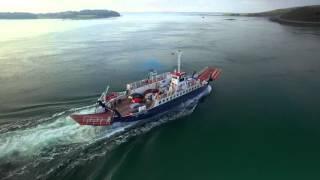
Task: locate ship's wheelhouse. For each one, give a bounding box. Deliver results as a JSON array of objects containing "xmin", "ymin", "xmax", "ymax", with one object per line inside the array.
[{"xmin": 171, "ymin": 71, "xmax": 186, "ymax": 85}]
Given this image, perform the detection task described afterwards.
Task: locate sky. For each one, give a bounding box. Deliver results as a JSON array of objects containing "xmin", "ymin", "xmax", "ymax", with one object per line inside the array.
[{"xmin": 0, "ymin": 0, "xmax": 319, "ymax": 13}]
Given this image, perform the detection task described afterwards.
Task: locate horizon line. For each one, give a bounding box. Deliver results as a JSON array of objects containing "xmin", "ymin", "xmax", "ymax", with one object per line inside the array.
[{"xmin": 0, "ymin": 4, "xmax": 319, "ymax": 14}]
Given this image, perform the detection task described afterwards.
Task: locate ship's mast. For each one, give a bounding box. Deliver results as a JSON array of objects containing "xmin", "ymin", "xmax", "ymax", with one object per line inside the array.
[{"xmin": 176, "ymin": 50, "xmax": 183, "ymax": 73}]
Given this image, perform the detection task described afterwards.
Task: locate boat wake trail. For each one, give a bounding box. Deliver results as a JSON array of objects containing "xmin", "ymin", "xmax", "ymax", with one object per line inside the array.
[{"xmin": 0, "ymin": 85, "xmax": 212, "ymax": 180}]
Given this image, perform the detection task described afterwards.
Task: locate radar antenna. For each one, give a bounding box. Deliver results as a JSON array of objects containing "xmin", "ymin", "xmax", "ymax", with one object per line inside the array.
[{"xmin": 172, "ymin": 50, "xmax": 183, "ymax": 73}]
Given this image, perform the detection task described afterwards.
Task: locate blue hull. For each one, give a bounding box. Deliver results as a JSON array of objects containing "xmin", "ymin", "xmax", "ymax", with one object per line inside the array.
[{"xmin": 113, "ymin": 84, "xmax": 211, "ymax": 123}]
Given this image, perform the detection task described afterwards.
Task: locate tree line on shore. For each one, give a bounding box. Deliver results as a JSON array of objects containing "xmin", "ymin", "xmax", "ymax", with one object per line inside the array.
[{"xmin": 0, "ymin": 10, "xmax": 120, "ymax": 19}]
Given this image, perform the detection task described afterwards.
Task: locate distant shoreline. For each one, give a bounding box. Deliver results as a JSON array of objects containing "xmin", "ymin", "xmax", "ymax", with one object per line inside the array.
[
  {"xmin": 224, "ymin": 5, "xmax": 320, "ymax": 26},
  {"xmin": 0, "ymin": 10, "xmax": 120, "ymax": 20},
  {"xmin": 270, "ymin": 16, "xmax": 320, "ymax": 26}
]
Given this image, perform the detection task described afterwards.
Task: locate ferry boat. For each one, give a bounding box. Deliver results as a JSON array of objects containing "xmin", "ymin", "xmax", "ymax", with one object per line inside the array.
[{"xmin": 70, "ymin": 51, "xmax": 221, "ymax": 126}]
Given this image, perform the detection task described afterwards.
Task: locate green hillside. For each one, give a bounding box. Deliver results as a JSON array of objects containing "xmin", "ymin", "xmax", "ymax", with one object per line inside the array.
[
  {"xmin": 0, "ymin": 10, "xmax": 120, "ymax": 19},
  {"xmin": 226, "ymin": 5, "xmax": 320, "ymax": 26}
]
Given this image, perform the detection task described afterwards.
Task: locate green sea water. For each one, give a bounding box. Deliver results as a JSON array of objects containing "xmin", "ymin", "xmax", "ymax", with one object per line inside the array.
[{"xmin": 0, "ymin": 13, "xmax": 320, "ymax": 180}]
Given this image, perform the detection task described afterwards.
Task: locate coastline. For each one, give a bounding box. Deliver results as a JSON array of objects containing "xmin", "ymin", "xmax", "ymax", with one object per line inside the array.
[
  {"xmin": 270, "ymin": 16, "xmax": 320, "ymax": 26},
  {"xmin": 0, "ymin": 10, "xmax": 120, "ymax": 20},
  {"xmin": 224, "ymin": 5, "xmax": 320, "ymax": 26}
]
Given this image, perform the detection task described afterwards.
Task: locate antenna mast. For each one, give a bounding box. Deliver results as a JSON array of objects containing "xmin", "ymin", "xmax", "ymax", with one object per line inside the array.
[{"xmin": 176, "ymin": 50, "xmax": 183, "ymax": 72}]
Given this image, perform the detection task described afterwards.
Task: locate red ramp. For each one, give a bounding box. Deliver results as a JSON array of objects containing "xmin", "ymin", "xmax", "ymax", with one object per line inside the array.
[
  {"xmin": 197, "ymin": 67, "xmax": 222, "ymax": 82},
  {"xmin": 70, "ymin": 112, "xmax": 113, "ymax": 126}
]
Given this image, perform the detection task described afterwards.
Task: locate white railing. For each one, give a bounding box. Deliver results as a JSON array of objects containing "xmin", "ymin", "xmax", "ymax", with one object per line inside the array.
[
  {"xmin": 154, "ymin": 79, "xmax": 202, "ymax": 107},
  {"xmin": 127, "ymin": 72, "xmax": 171, "ymax": 90}
]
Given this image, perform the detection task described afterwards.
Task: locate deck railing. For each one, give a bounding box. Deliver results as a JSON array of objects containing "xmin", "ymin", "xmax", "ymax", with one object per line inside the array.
[{"xmin": 127, "ymin": 72, "xmax": 171, "ymax": 90}]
